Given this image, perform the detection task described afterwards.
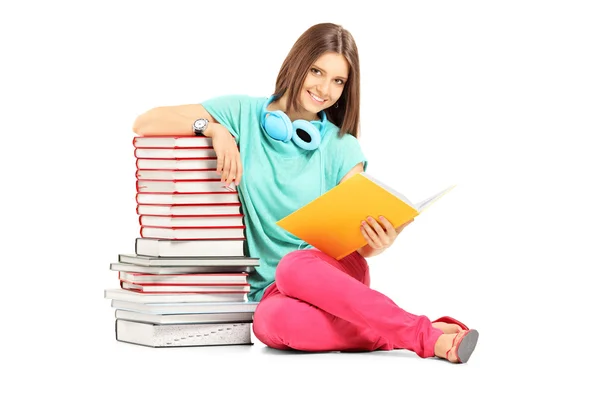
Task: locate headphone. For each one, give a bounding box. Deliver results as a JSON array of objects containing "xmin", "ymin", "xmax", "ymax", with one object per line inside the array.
[{"xmin": 260, "ymin": 95, "xmax": 327, "ymax": 151}]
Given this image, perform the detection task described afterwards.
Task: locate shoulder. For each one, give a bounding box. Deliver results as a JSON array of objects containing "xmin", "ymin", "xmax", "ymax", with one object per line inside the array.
[
  {"xmin": 201, "ymin": 94, "xmax": 265, "ymax": 109},
  {"xmin": 322, "ymin": 122, "xmax": 361, "ymax": 150}
]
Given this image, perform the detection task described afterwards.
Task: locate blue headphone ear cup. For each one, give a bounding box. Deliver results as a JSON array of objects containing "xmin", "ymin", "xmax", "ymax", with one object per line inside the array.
[
  {"xmin": 291, "ymin": 120, "xmax": 321, "ymax": 151},
  {"xmin": 263, "ymin": 110, "xmax": 293, "ymax": 142}
]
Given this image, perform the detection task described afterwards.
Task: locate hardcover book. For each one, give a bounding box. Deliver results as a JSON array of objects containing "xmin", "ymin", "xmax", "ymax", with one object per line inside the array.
[
  {"xmin": 277, "ymin": 172, "xmax": 455, "ymax": 260},
  {"xmin": 105, "ymin": 288, "xmax": 247, "ymax": 303},
  {"xmin": 118, "ymin": 271, "xmax": 249, "ymax": 284},
  {"xmin": 136, "ymin": 179, "xmax": 236, "ymax": 194},
  {"xmin": 110, "ymin": 263, "xmax": 256, "ymax": 275},
  {"xmin": 134, "ymin": 147, "xmax": 217, "ymax": 159},
  {"xmin": 115, "ymin": 309, "xmax": 254, "ymax": 324},
  {"xmin": 136, "ymin": 203, "xmax": 242, "ymax": 216},
  {"xmin": 115, "ymin": 320, "xmax": 252, "ymax": 348},
  {"xmin": 134, "ymin": 238, "xmax": 249, "ymax": 257},
  {"xmin": 136, "ymin": 169, "xmax": 222, "ymax": 181},
  {"xmin": 136, "ymin": 158, "xmax": 218, "ymax": 170},
  {"xmin": 136, "ymin": 192, "xmax": 240, "ymax": 205},
  {"xmin": 111, "ymin": 299, "xmax": 259, "ymax": 314},
  {"xmin": 133, "ymin": 136, "xmax": 213, "ymax": 148},
  {"xmin": 138, "ymin": 215, "xmax": 244, "ymax": 228},
  {"xmin": 120, "ymin": 281, "xmax": 251, "ymax": 293},
  {"xmin": 118, "ymin": 254, "xmax": 258, "ymax": 267}
]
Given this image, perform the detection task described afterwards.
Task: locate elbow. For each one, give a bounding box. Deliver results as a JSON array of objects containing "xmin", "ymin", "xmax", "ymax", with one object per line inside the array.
[
  {"xmin": 132, "ymin": 115, "xmax": 143, "ymax": 135},
  {"xmin": 132, "ymin": 108, "xmax": 159, "ymax": 136}
]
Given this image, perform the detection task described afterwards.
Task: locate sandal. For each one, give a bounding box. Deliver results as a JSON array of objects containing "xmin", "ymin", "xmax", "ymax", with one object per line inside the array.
[
  {"xmin": 446, "ymin": 329, "xmax": 479, "ymax": 363},
  {"xmin": 432, "ymin": 316, "xmax": 469, "ymax": 331}
]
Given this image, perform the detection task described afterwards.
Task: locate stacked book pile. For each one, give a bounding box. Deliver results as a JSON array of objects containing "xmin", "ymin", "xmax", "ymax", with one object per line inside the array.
[{"xmin": 104, "ymin": 135, "xmax": 260, "ymax": 348}]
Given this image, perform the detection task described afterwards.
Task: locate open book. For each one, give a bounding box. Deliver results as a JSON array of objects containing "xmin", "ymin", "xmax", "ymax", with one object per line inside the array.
[{"xmin": 276, "ymin": 172, "xmax": 455, "ymax": 260}]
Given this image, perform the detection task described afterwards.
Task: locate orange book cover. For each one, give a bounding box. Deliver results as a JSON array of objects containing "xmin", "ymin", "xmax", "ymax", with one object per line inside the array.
[{"xmin": 276, "ymin": 173, "xmax": 455, "ymax": 260}]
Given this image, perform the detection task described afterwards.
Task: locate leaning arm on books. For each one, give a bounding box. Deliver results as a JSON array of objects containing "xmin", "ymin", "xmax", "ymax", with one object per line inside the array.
[
  {"xmin": 132, "ymin": 104, "xmax": 242, "ymax": 186},
  {"xmin": 339, "ymin": 163, "xmax": 414, "ymax": 259},
  {"xmin": 133, "ymin": 104, "xmax": 216, "ymax": 136}
]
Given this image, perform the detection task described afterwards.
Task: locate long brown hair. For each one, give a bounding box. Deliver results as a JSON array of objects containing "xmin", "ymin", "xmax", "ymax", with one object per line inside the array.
[{"xmin": 273, "ymin": 23, "xmax": 361, "ymax": 138}]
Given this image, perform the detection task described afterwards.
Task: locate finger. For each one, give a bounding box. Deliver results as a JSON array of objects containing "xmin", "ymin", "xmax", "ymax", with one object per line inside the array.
[
  {"xmin": 360, "ymin": 225, "xmax": 376, "ymax": 248},
  {"xmin": 216, "ymin": 152, "xmax": 225, "ymax": 175},
  {"xmin": 221, "ymin": 154, "xmax": 232, "ymax": 182},
  {"xmin": 366, "ymin": 217, "xmax": 391, "ymax": 246},
  {"xmin": 361, "ymin": 220, "xmax": 383, "ymax": 248},
  {"xmin": 373, "ymin": 217, "xmax": 395, "ymax": 246},
  {"xmin": 226, "ymin": 159, "xmax": 236, "ymax": 186},
  {"xmin": 235, "ymin": 153, "xmax": 243, "ymax": 185},
  {"xmin": 377, "ymin": 216, "xmax": 396, "ymax": 234},
  {"xmin": 366, "ymin": 216, "xmax": 386, "ymax": 236}
]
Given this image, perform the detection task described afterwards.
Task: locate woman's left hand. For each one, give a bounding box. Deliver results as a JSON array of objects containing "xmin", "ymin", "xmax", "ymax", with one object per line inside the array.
[{"xmin": 357, "ymin": 216, "xmax": 413, "ymax": 258}]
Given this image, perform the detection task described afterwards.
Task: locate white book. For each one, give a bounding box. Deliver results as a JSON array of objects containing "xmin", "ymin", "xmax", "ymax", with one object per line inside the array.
[
  {"xmin": 140, "ymin": 226, "xmax": 245, "ymax": 240},
  {"xmin": 135, "ymin": 238, "xmax": 248, "ymax": 257},
  {"xmin": 136, "ymin": 169, "xmax": 222, "ymax": 181},
  {"xmin": 136, "ymin": 180, "xmax": 236, "ymax": 194},
  {"xmin": 134, "ymin": 147, "xmax": 217, "ymax": 159},
  {"xmin": 104, "ymin": 288, "xmax": 247, "ymax": 303},
  {"xmin": 111, "ymin": 263, "xmax": 256, "ymax": 275},
  {"xmin": 115, "ymin": 320, "xmax": 252, "ymax": 348},
  {"xmin": 136, "ymin": 192, "xmax": 240, "ymax": 205},
  {"xmin": 118, "ymin": 270, "xmax": 249, "ymax": 284},
  {"xmin": 136, "ymin": 203, "xmax": 242, "ymax": 216},
  {"xmin": 139, "ymin": 215, "xmax": 244, "ymax": 228},
  {"xmin": 133, "ymin": 136, "xmax": 213, "ymax": 148},
  {"xmin": 115, "ymin": 310, "xmax": 254, "ymax": 324},
  {"xmin": 120, "ymin": 282, "xmax": 251, "ymax": 293},
  {"xmin": 118, "ymin": 254, "xmax": 258, "ymax": 267},
  {"xmin": 111, "ymin": 299, "xmax": 259, "ymax": 314},
  {"xmin": 136, "ymin": 158, "xmax": 218, "ymax": 170}
]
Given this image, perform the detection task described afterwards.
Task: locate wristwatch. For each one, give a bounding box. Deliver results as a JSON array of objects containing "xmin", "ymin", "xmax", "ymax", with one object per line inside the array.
[{"xmin": 193, "ymin": 118, "xmax": 209, "ymax": 136}]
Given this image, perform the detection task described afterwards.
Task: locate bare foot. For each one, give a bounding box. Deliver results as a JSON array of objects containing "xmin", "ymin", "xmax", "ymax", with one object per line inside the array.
[{"xmin": 432, "ymin": 322, "xmax": 463, "ymax": 334}]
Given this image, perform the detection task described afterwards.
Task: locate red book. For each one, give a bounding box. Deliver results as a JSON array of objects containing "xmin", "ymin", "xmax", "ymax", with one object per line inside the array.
[
  {"xmin": 120, "ymin": 281, "xmax": 251, "ymax": 293},
  {"xmin": 136, "ymin": 192, "xmax": 240, "ymax": 205},
  {"xmin": 135, "ymin": 147, "xmax": 216, "ymax": 159},
  {"xmin": 133, "ymin": 136, "xmax": 213, "ymax": 148},
  {"xmin": 118, "ymin": 271, "xmax": 249, "ymax": 284},
  {"xmin": 136, "ymin": 169, "xmax": 221, "ymax": 181},
  {"xmin": 136, "ymin": 179, "xmax": 236, "ymax": 194},
  {"xmin": 136, "ymin": 158, "xmax": 218, "ymax": 170},
  {"xmin": 139, "ymin": 214, "xmax": 244, "ymax": 228},
  {"xmin": 136, "ymin": 203, "xmax": 242, "ymax": 216},
  {"xmin": 140, "ymin": 226, "xmax": 246, "ymax": 240}
]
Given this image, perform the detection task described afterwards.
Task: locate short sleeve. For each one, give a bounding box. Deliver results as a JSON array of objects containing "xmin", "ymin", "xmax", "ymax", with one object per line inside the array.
[
  {"xmin": 330, "ymin": 132, "xmax": 368, "ymax": 184},
  {"xmin": 201, "ymin": 94, "xmax": 250, "ymax": 143}
]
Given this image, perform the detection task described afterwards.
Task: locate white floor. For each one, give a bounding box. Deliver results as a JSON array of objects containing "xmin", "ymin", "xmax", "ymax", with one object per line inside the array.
[{"xmin": 5, "ymin": 303, "xmax": 590, "ymax": 400}]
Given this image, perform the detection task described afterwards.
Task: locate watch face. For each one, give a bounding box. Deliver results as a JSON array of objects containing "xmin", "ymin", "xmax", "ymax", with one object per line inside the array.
[{"xmin": 194, "ymin": 119, "xmax": 207, "ymax": 130}]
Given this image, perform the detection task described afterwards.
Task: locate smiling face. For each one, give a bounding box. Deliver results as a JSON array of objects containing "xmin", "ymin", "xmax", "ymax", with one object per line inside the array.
[
  {"xmin": 299, "ymin": 52, "xmax": 349, "ymax": 117},
  {"xmin": 274, "ymin": 23, "xmax": 361, "ymax": 136}
]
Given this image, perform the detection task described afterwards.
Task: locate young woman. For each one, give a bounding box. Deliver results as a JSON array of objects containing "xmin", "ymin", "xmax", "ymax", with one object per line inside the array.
[{"xmin": 133, "ymin": 23, "xmax": 479, "ymax": 363}]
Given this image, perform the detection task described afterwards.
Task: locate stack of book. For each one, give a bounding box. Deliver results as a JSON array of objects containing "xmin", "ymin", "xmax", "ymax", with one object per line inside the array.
[{"xmin": 104, "ymin": 135, "xmax": 260, "ymax": 348}]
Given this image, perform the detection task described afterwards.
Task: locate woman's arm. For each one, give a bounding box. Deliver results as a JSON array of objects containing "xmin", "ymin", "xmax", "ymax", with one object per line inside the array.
[
  {"xmin": 133, "ymin": 103, "xmax": 242, "ymax": 185},
  {"xmin": 132, "ymin": 104, "xmax": 220, "ymax": 137}
]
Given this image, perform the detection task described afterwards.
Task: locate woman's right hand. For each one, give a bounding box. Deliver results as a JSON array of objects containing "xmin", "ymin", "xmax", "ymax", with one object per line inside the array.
[{"xmin": 211, "ymin": 124, "xmax": 242, "ymax": 187}]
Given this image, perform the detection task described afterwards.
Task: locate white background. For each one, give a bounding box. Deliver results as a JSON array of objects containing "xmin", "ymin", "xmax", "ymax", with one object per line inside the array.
[{"xmin": 1, "ymin": 0, "xmax": 599, "ymax": 399}]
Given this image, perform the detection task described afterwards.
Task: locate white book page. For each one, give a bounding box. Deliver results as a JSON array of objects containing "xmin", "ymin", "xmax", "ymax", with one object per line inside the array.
[
  {"xmin": 414, "ymin": 185, "xmax": 456, "ymax": 212},
  {"xmin": 362, "ymin": 173, "xmax": 416, "ymax": 209}
]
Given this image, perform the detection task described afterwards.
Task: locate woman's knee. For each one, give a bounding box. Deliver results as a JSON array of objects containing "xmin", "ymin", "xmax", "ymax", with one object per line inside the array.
[
  {"xmin": 252, "ymin": 297, "xmax": 291, "ymax": 349},
  {"xmin": 275, "ymin": 250, "xmax": 319, "ymax": 295}
]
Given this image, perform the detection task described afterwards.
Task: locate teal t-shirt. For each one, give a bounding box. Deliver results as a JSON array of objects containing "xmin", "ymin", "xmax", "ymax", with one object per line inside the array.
[{"xmin": 201, "ymin": 95, "xmax": 368, "ymax": 301}]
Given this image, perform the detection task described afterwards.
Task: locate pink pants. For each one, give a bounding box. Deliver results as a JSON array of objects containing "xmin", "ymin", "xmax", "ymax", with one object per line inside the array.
[{"xmin": 252, "ymin": 249, "xmax": 444, "ymax": 358}]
